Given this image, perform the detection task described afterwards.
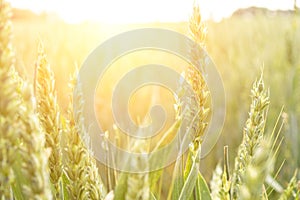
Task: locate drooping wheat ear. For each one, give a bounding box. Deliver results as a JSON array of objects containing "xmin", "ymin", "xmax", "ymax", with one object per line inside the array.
[
  {"xmin": 239, "ymin": 139, "xmax": 274, "ymax": 200},
  {"xmin": 125, "ymin": 131, "xmax": 150, "ymax": 200},
  {"xmin": 186, "ymin": 3, "xmax": 209, "ymax": 152},
  {"xmin": 34, "ymin": 44, "xmax": 63, "ymax": 198},
  {"xmin": 64, "ymin": 73, "xmax": 105, "ymax": 200},
  {"xmin": 231, "ymin": 74, "xmax": 270, "ymax": 199},
  {"xmin": 18, "ymin": 81, "xmax": 53, "ymax": 199},
  {"xmin": 0, "ymin": 1, "xmax": 21, "ymax": 198}
]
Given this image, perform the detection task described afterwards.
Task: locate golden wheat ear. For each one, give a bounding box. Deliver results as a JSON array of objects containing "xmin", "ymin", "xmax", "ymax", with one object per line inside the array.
[
  {"xmin": 35, "ymin": 43, "xmax": 63, "ymax": 199},
  {"xmin": 0, "ymin": 1, "xmax": 22, "ymax": 198},
  {"xmin": 17, "ymin": 81, "xmax": 53, "ymax": 199},
  {"xmin": 186, "ymin": 3, "xmax": 210, "ymax": 152},
  {"xmin": 1, "ymin": 1, "xmax": 51, "ymax": 199}
]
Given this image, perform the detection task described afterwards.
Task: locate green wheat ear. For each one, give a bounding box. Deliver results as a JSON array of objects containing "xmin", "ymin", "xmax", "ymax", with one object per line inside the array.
[
  {"xmin": 64, "ymin": 72, "xmax": 106, "ymax": 200},
  {"xmin": 35, "ymin": 44, "xmax": 63, "ymax": 199},
  {"xmin": 231, "ymin": 74, "xmax": 270, "ymax": 199},
  {"xmin": 238, "ymin": 139, "xmax": 275, "ymax": 200}
]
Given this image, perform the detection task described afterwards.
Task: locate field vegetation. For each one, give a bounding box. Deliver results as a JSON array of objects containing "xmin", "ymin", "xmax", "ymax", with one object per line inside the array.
[{"xmin": 0, "ymin": 0, "xmax": 300, "ymax": 199}]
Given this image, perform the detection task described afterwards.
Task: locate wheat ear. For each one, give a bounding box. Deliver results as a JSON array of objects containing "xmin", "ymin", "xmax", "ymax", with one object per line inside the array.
[
  {"xmin": 18, "ymin": 80, "xmax": 53, "ymax": 199},
  {"xmin": 186, "ymin": 3, "xmax": 209, "ymax": 151},
  {"xmin": 64, "ymin": 73, "xmax": 105, "ymax": 199},
  {"xmin": 35, "ymin": 44, "xmax": 63, "ymax": 198},
  {"xmin": 231, "ymin": 74, "xmax": 270, "ymax": 199},
  {"xmin": 0, "ymin": 1, "xmax": 21, "ymax": 198},
  {"xmin": 210, "ymin": 163, "xmax": 223, "ymax": 200},
  {"xmin": 238, "ymin": 139, "xmax": 274, "ymax": 200}
]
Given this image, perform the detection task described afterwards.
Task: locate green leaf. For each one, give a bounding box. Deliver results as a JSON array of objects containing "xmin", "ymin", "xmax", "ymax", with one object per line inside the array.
[
  {"xmin": 113, "ymin": 173, "xmax": 128, "ymax": 200},
  {"xmin": 149, "ymin": 169, "xmax": 164, "ymax": 199},
  {"xmin": 177, "ymin": 148, "xmax": 200, "ymax": 200},
  {"xmin": 171, "ymin": 175, "xmax": 184, "ymax": 200},
  {"xmin": 196, "ymin": 172, "xmax": 212, "ymax": 200},
  {"xmin": 168, "ymin": 115, "xmax": 198, "ymax": 200},
  {"xmin": 178, "ymin": 157, "xmax": 198, "ymax": 200},
  {"xmin": 150, "ymin": 118, "xmax": 182, "ymax": 191},
  {"xmin": 184, "ymin": 152, "xmax": 193, "ymax": 180}
]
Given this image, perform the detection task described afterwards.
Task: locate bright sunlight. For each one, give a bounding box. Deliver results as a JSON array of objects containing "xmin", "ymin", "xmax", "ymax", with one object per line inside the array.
[{"xmin": 8, "ymin": 0, "xmax": 298, "ymax": 23}]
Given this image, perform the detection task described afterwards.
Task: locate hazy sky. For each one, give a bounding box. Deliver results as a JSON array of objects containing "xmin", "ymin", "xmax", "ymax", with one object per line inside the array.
[{"xmin": 7, "ymin": 0, "xmax": 299, "ymax": 23}]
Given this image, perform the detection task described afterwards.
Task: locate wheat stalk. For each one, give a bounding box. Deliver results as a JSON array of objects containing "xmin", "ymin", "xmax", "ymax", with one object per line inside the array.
[{"xmin": 35, "ymin": 44, "xmax": 63, "ymax": 198}]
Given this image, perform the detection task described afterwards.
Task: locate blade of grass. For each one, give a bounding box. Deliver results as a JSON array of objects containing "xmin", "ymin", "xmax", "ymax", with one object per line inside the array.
[{"xmin": 195, "ymin": 172, "xmax": 212, "ymax": 200}]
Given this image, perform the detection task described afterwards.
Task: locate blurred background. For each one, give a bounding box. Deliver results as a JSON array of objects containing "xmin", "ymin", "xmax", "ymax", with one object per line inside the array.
[{"xmin": 7, "ymin": 0, "xmax": 300, "ymax": 191}]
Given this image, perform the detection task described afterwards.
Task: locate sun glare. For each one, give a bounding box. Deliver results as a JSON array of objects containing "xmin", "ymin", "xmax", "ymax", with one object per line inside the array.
[{"xmin": 8, "ymin": 0, "xmax": 299, "ymax": 24}]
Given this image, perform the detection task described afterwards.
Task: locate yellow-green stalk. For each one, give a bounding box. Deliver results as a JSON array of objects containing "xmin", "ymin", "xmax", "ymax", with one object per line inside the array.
[{"xmin": 35, "ymin": 45, "xmax": 63, "ymax": 198}]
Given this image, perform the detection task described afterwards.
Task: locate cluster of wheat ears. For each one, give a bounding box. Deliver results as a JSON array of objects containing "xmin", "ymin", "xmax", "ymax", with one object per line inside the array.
[{"xmin": 0, "ymin": 0, "xmax": 299, "ymax": 199}]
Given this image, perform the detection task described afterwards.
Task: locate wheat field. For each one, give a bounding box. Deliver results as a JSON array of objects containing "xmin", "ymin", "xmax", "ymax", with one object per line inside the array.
[{"xmin": 0, "ymin": 0, "xmax": 300, "ymax": 199}]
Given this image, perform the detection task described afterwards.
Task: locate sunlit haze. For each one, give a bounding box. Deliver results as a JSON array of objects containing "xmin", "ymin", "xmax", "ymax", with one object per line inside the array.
[{"xmin": 8, "ymin": 0, "xmax": 299, "ymax": 23}]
